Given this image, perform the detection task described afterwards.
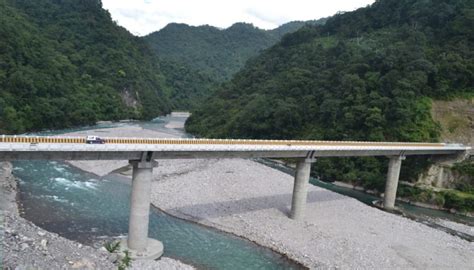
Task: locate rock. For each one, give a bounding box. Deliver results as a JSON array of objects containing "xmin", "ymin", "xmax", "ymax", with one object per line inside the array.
[
  {"xmin": 71, "ymin": 258, "xmax": 95, "ymax": 269},
  {"xmin": 21, "ymin": 236, "xmax": 33, "ymax": 242},
  {"xmin": 40, "ymin": 239, "xmax": 48, "ymax": 248},
  {"xmin": 37, "ymin": 231, "xmax": 46, "ymax": 236},
  {"xmin": 106, "ymin": 253, "xmax": 118, "ymax": 263},
  {"xmin": 20, "ymin": 243, "xmax": 29, "ymax": 250}
]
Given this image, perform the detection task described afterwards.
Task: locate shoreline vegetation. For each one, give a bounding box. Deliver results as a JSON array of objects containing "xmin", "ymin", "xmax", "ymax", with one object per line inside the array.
[
  {"xmin": 269, "ymin": 158, "xmax": 474, "ymax": 217},
  {"xmin": 332, "ymin": 180, "xmax": 474, "ymax": 217}
]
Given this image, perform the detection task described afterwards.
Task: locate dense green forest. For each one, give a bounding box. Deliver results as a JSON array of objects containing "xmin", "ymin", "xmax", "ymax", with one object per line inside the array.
[
  {"xmin": 186, "ymin": 0, "xmax": 474, "ymax": 201},
  {"xmin": 0, "ymin": 0, "xmax": 172, "ymax": 133},
  {"xmin": 144, "ymin": 20, "xmax": 327, "ymax": 82},
  {"xmin": 159, "ymin": 59, "xmax": 217, "ymax": 109}
]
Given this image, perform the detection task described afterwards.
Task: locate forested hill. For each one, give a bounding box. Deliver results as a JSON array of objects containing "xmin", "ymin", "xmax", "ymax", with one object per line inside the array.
[
  {"xmin": 186, "ymin": 0, "xmax": 473, "ymax": 189},
  {"xmin": 0, "ymin": 0, "xmax": 171, "ymax": 133},
  {"xmin": 144, "ymin": 19, "xmax": 327, "ymax": 82}
]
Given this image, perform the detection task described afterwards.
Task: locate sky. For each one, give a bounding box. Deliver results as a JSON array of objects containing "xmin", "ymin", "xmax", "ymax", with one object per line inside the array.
[{"xmin": 101, "ymin": 0, "xmax": 376, "ymax": 36}]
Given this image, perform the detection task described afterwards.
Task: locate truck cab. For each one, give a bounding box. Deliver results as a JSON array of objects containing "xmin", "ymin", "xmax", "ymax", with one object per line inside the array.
[{"xmin": 85, "ymin": 136, "xmax": 105, "ymax": 144}]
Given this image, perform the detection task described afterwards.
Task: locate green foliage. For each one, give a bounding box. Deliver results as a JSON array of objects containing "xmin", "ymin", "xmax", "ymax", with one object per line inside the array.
[
  {"xmin": 0, "ymin": 0, "xmax": 171, "ymax": 133},
  {"xmin": 451, "ymin": 161, "xmax": 474, "ymax": 193},
  {"xmin": 398, "ymin": 186, "xmax": 474, "ymax": 212},
  {"xmin": 104, "ymin": 241, "xmax": 132, "ymax": 270},
  {"xmin": 118, "ymin": 250, "xmax": 132, "ymax": 270},
  {"xmin": 187, "ymin": 0, "xmax": 473, "ymax": 191},
  {"xmin": 442, "ymin": 190, "xmax": 474, "ymax": 212},
  {"xmin": 452, "ymin": 161, "xmax": 474, "ymax": 178},
  {"xmin": 104, "ymin": 241, "xmax": 121, "ymax": 253}
]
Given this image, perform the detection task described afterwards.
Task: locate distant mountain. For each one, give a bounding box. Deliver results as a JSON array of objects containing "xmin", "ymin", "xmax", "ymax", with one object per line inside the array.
[
  {"xmin": 144, "ymin": 19, "xmax": 326, "ymax": 110},
  {"xmin": 144, "ymin": 19, "xmax": 327, "ymax": 82},
  {"xmin": 186, "ymin": 0, "xmax": 473, "ymax": 189},
  {"xmin": 270, "ymin": 19, "xmax": 329, "ymax": 37},
  {"xmin": 0, "ymin": 0, "xmax": 172, "ymax": 133}
]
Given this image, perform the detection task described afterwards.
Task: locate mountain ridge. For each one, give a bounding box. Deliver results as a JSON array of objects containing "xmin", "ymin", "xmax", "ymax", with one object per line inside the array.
[{"xmin": 144, "ymin": 18, "xmax": 327, "ymax": 82}]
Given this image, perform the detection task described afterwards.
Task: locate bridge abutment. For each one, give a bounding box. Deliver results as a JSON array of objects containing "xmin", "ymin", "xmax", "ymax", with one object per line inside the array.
[
  {"xmin": 120, "ymin": 160, "xmax": 163, "ymax": 260},
  {"xmin": 290, "ymin": 158, "xmax": 315, "ymax": 220},
  {"xmin": 383, "ymin": 156, "xmax": 406, "ymax": 210}
]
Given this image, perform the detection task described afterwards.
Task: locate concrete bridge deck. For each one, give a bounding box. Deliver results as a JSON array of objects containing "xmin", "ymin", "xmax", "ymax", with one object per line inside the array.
[{"xmin": 0, "ymin": 136, "xmax": 468, "ymax": 160}]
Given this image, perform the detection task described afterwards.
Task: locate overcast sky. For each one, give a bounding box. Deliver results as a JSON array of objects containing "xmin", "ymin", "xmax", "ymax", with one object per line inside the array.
[{"xmin": 102, "ymin": 0, "xmax": 375, "ymax": 36}]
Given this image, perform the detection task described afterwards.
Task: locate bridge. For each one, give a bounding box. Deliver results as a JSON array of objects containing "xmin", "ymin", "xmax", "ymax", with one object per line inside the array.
[{"xmin": 0, "ymin": 135, "xmax": 470, "ymax": 260}]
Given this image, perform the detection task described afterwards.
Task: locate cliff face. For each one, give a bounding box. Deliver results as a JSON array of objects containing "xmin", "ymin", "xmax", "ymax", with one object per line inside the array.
[
  {"xmin": 432, "ymin": 98, "xmax": 474, "ymax": 146},
  {"xmin": 417, "ymin": 98, "xmax": 473, "ymax": 189},
  {"xmin": 417, "ymin": 154, "xmax": 471, "ymax": 189}
]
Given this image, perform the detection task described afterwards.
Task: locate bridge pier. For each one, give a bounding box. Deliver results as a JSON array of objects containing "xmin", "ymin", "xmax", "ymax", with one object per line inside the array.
[
  {"xmin": 383, "ymin": 156, "xmax": 406, "ymax": 210},
  {"xmin": 290, "ymin": 158, "xmax": 316, "ymax": 220},
  {"xmin": 120, "ymin": 160, "xmax": 163, "ymax": 260}
]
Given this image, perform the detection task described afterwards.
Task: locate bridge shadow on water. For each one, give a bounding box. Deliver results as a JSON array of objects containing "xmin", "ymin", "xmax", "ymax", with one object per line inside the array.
[{"xmin": 170, "ymin": 189, "xmax": 346, "ymax": 220}]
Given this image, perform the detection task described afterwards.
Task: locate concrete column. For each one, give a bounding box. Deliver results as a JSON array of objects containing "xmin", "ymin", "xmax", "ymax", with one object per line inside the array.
[
  {"xmin": 128, "ymin": 161, "xmax": 153, "ymax": 251},
  {"xmin": 121, "ymin": 160, "xmax": 163, "ymax": 260},
  {"xmin": 383, "ymin": 156, "xmax": 406, "ymax": 210},
  {"xmin": 290, "ymin": 158, "xmax": 313, "ymax": 220}
]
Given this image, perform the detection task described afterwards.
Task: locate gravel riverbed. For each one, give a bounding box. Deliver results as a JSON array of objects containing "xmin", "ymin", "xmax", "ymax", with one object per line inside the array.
[
  {"xmin": 63, "ymin": 124, "xmax": 474, "ymax": 269},
  {"xmin": 149, "ymin": 158, "xmax": 474, "ymax": 269}
]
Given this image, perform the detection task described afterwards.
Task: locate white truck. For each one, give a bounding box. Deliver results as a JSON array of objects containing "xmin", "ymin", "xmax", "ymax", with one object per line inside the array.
[{"xmin": 85, "ymin": 136, "xmax": 105, "ymax": 144}]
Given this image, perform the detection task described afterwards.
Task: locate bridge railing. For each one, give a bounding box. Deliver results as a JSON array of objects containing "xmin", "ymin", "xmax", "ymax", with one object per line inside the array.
[
  {"xmin": 0, "ymin": 135, "xmax": 450, "ymax": 148},
  {"xmin": 0, "ymin": 135, "xmax": 85, "ymax": 144}
]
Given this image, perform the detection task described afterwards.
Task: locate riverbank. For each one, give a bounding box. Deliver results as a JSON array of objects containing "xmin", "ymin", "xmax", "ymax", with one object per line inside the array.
[
  {"xmin": 332, "ymin": 183, "xmax": 474, "ymax": 239},
  {"xmin": 328, "ymin": 180, "xmax": 474, "ymax": 218},
  {"xmin": 1, "ymin": 162, "xmax": 115, "ymax": 269},
  {"xmin": 62, "ymin": 124, "xmax": 474, "ymax": 269}
]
